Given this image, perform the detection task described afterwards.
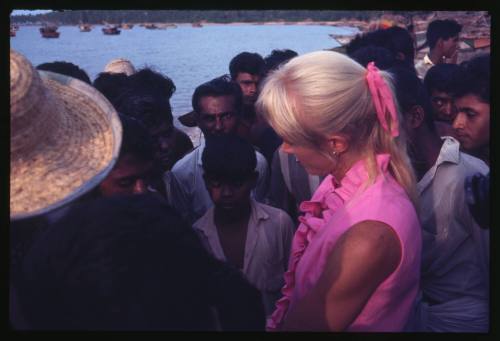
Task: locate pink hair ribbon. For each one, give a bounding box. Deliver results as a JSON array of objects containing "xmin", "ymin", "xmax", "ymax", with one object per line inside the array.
[{"xmin": 365, "ymin": 61, "xmax": 399, "ymax": 137}]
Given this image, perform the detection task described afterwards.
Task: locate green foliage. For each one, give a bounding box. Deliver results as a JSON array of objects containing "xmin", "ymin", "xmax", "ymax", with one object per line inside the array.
[{"xmin": 10, "ymin": 10, "xmax": 388, "ymax": 25}]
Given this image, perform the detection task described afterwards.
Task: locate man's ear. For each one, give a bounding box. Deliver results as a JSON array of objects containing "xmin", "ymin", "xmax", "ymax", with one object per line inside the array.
[
  {"xmin": 325, "ymin": 134, "xmax": 349, "ymax": 155},
  {"xmin": 435, "ymin": 38, "xmax": 444, "ymax": 51},
  {"xmin": 407, "ymin": 105, "xmax": 425, "ymax": 129}
]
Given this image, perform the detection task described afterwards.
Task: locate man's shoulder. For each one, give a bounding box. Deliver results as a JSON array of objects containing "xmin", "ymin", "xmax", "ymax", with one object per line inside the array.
[{"xmin": 171, "ymin": 146, "xmax": 202, "ymax": 174}]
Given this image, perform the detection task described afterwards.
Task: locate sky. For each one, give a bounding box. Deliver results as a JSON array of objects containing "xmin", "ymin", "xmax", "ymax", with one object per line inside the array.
[{"xmin": 11, "ymin": 10, "xmax": 53, "ymax": 16}]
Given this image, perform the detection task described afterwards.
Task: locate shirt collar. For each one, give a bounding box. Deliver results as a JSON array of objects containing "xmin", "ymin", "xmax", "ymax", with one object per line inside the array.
[
  {"xmin": 417, "ymin": 136, "xmax": 460, "ymax": 193},
  {"xmin": 195, "ymin": 198, "xmax": 268, "ymax": 237},
  {"xmin": 196, "ymin": 139, "xmax": 206, "ymax": 165},
  {"xmin": 423, "ymin": 53, "xmax": 434, "ymax": 66}
]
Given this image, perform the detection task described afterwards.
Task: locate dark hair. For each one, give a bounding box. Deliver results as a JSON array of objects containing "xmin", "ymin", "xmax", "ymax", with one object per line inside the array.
[
  {"xmin": 264, "ymin": 49, "xmax": 298, "ymax": 73},
  {"xmin": 350, "ymin": 45, "xmax": 396, "ymax": 70},
  {"xmin": 114, "ymin": 68, "xmax": 176, "ymax": 127},
  {"xmin": 202, "ymin": 134, "xmax": 257, "ymax": 180},
  {"xmin": 118, "ymin": 114, "xmax": 155, "ymax": 162},
  {"xmin": 384, "ymin": 26, "xmax": 416, "ymax": 66},
  {"xmin": 93, "ymin": 72, "xmax": 129, "ymax": 107},
  {"xmin": 426, "ymin": 19, "xmax": 462, "ymax": 49},
  {"xmin": 450, "ymin": 54, "xmax": 490, "ymax": 104},
  {"xmin": 192, "ymin": 75, "xmax": 243, "ymax": 116},
  {"xmin": 36, "ymin": 61, "xmax": 91, "ymax": 84},
  {"xmin": 389, "ymin": 66, "xmax": 436, "ymax": 131},
  {"xmin": 423, "ymin": 63, "xmax": 460, "ymax": 94},
  {"xmin": 229, "ymin": 52, "xmax": 265, "ymax": 79},
  {"xmin": 19, "ymin": 194, "xmax": 265, "ymax": 330},
  {"xmin": 346, "ymin": 27, "xmax": 415, "ymax": 69}
]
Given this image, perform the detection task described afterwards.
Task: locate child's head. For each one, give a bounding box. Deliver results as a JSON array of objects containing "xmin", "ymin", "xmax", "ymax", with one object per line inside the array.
[{"xmin": 202, "ymin": 134, "xmax": 257, "ymax": 212}]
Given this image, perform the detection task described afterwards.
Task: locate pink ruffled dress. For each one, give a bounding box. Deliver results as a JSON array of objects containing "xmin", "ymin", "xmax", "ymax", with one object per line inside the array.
[{"xmin": 267, "ymin": 154, "xmax": 422, "ymax": 331}]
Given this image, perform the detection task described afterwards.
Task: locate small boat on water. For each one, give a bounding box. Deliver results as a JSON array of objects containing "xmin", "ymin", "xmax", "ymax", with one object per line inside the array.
[
  {"xmin": 40, "ymin": 25, "xmax": 60, "ymax": 38},
  {"xmin": 121, "ymin": 23, "xmax": 134, "ymax": 29},
  {"xmin": 10, "ymin": 28, "xmax": 16, "ymax": 37},
  {"xmin": 329, "ymin": 34, "xmax": 355, "ymax": 46},
  {"xmin": 102, "ymin": 25, "xmax": 121, "ymax": 35},
  {"xmin": 192, "ymin": 22, "xmax": 203, "ymax": 28},
  {"xmin": 79, "ymin": 24, "xmax": 92, "ymax": 32},
  {"xmin": 144, "ymin": 23, "xmax": 158, "ymax": 29}
]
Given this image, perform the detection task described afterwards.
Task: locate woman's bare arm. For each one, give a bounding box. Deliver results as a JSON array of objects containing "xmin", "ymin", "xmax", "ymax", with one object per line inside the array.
[{"xmin": 282, "ymin": 220, "xmax": 402, "ymax": 331}]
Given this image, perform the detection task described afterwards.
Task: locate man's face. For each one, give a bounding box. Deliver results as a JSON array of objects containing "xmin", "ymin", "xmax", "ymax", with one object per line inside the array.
[
  {"xmin": 148, "ymin": 121, "xmax": 175, "ymax": 170},
  {"xmin": 235, "ymin": 72, "xmax": 261, "ymax": 105},
  {"xmin": 204, "ymin": 174, "xmax": 255, "ymax": 213},
  {"xmin": 430, "ymin": 90, "xmax": 457, "ymax": 122},
  {"xmin": 196, "ymin": 95, "xmax": 239, "ymax": 137},
  {"xmin": 99, "ymin": 154, "xmax": 154, "ymax": 197},
  {"xmin": 440, "ymin": 35, "xmax": 459, "ymax": 59},
  {"xmin": 452, "ymin": 94, "xmax": 490, "ymax": 152}
]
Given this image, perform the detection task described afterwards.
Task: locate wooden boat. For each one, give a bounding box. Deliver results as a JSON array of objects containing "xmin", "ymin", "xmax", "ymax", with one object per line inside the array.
[
  {"xmin": 79, "ymin": 24, "xmax": 92, "ymax": 32},
  {"xmin": 144, "ymin": 23, "xmax": 158, "ymax": 29},
  {"xmin": 329, "ymin": 34, "xmax": 355, "ymax": 46},
  {"xmin": 102, "ymin": 25, "xmax": 121, "ymax": 35},
  {"xmin": 40, "ymin": 25, "xmax": 60, "ymax": 38},
  {"xmin": 192, "ymin": 22, "xmax": 203, "ymax": 28},
  {"xmin": 121, "ymin": 23, "xmax": 134, "ymax": 29}
]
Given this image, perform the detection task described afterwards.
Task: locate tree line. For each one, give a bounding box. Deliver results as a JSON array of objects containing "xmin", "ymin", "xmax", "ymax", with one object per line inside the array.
[{"xmin": 10, "ymin": 10, "xmax": 430, "ymax": 25}]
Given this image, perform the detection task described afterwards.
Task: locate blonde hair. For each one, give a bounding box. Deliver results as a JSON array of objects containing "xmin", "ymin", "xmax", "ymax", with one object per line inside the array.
[{"xmin": 256, "ymin": 50, "xmax": 418, "ymax": 206}]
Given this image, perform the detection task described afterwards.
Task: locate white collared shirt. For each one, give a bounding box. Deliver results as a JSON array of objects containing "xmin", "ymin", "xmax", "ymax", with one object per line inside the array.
[
  {"xmin": 193, "ymin": 199, "xmax": 294, "ymax": 316},
  {"xmin": 415, "ymin": 53, "xmax": 435, "ymax": 80},
  {"xmin": 418, "ymin": 137, "xmax": 489, "ymax": 305},
  {"xmin": 164, "ymin": 140, "xmax": 269, "ymax": 225}
]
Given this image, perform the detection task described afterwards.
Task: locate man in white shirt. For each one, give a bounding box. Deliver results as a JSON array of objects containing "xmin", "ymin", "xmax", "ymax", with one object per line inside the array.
[
  {"xmin": 415, "ymin": 19, "xmax": 462, "ymax": 80},
  {"xmin": 392, "ymin": 67, "xmax": 489, "ymax": 332},
  {"xmin": 164, "ymin": 76, "xmax": 268, "ymax": 225},
  {"xmin": 193, "ymin": 134, "xmax": 294, "ymax": 317}
]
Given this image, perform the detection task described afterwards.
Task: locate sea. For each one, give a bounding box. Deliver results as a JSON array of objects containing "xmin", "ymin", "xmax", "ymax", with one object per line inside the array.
[{"xmin": 10, "ymin": 23, "xmax": 358, "ymax": 143}]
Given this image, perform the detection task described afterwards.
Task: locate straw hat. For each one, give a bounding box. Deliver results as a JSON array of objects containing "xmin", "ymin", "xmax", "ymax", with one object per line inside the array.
[
  {"xmin": 10, "ymin": 49, "xmax": 122, "ymax": 220},
  {"xmin": 104, "ymin": 58, "xmax": 136, "ymax": 76}
]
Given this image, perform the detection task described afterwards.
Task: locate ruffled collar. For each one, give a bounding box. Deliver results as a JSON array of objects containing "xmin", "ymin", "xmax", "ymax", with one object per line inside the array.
[{"xmin": 266, "ymin": 154, "xmax": 391, "ymax": 331}]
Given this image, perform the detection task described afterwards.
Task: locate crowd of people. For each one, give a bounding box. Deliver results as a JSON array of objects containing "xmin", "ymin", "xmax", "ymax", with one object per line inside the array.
[{"xmin": 10, "ymin": 18, "xmax": 490, "ymax": 332}]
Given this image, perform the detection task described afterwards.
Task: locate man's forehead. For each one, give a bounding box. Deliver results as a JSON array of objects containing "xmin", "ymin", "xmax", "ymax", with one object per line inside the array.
[
  {"xmin": 199, "ymin": 95, "xmax": 236, "ymax": 111},
  {"xmin": 236, "ymin": 72, "xmax": 260, "ymax": 82},
  {"xmin": 431, "ymin": 90, "xmax": 453, "ymax": 99}
]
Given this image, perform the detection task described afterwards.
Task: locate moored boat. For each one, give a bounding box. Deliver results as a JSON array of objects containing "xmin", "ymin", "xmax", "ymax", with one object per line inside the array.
[
  {"xmin": 79, "ymin": 24, "xmax": 92, "ymax": 32},
  {"xmin": 102, "ymin": 25, "xmax": 121, "ymax": 35},
  {"xmin": 40, "ymin": 25, "xmax": 60, "ymax": 38}
]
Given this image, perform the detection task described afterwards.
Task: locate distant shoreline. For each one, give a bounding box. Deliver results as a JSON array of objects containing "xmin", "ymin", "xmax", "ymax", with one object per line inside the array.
[{"xmin": 16, "ymin": 21, "xmax": 360, "ymax": 28}]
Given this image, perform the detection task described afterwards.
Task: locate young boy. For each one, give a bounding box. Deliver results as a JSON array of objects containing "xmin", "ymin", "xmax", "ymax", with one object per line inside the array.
[{"xmin": 193, "ymin": 134, "xmax": 294, "ymax": 317}]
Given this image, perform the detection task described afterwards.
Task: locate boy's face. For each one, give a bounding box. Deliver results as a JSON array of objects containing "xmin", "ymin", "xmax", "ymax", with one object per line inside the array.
[
  {"xmin": 99, "ymin": 154, "xmax": 154, "ymax": 197},
  {"xmin": 204, "ymin": 173, "xmax": 256, "ymax": 213},
  {"xmin": 430, "ymin": 90, "xmax": 457, "ymax": 123},
  {"xmin": 440, "ymin": 35, "xmax": 459, "ymax": 58},
  {"xmin": 452, "ymin": 94, "xmax": 490, "ymax": 152}
]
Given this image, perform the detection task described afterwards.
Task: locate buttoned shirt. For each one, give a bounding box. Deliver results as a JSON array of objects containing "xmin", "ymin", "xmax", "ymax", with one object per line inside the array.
[
  {"xmin": 193, "ymin": 199, "xmax": 294, "ymax": 316},
  {"xmin": 164, "ymin": 140, "xmax": 269, "ymax": 225},
  {"xmin": 415, "ymin": 136, "xmax": 489, "ymax": 331},
  {"xmin": 415, "ymin": 53, "xmax": 434, "ymax": 80}
]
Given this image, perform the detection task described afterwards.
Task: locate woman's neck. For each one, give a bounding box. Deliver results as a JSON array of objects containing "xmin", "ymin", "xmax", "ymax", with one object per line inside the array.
[{"xmin": 330, "ymin": 149, "xmax": 367, "ymax": 182}]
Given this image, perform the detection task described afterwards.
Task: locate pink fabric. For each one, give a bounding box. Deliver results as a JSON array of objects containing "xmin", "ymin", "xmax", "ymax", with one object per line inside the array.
[
  {"xmin": 366, "ymin": 61, "xmax": 399, "ymax": 137},
  {"xmin": 267, "ymin": 154, "xmax": 421, "ymax": 331}
]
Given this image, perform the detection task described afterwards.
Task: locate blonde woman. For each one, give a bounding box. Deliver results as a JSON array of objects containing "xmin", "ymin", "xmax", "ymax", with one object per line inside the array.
[{"xmin": 256, "ymin": 51, "xmax": 422, "ymax": 332}]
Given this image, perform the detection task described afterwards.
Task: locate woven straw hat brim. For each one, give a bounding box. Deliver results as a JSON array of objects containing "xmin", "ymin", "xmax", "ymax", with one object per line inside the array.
[{"xmin": 10, "ymin": 70, "xmax": 122, "ymax": 220}]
